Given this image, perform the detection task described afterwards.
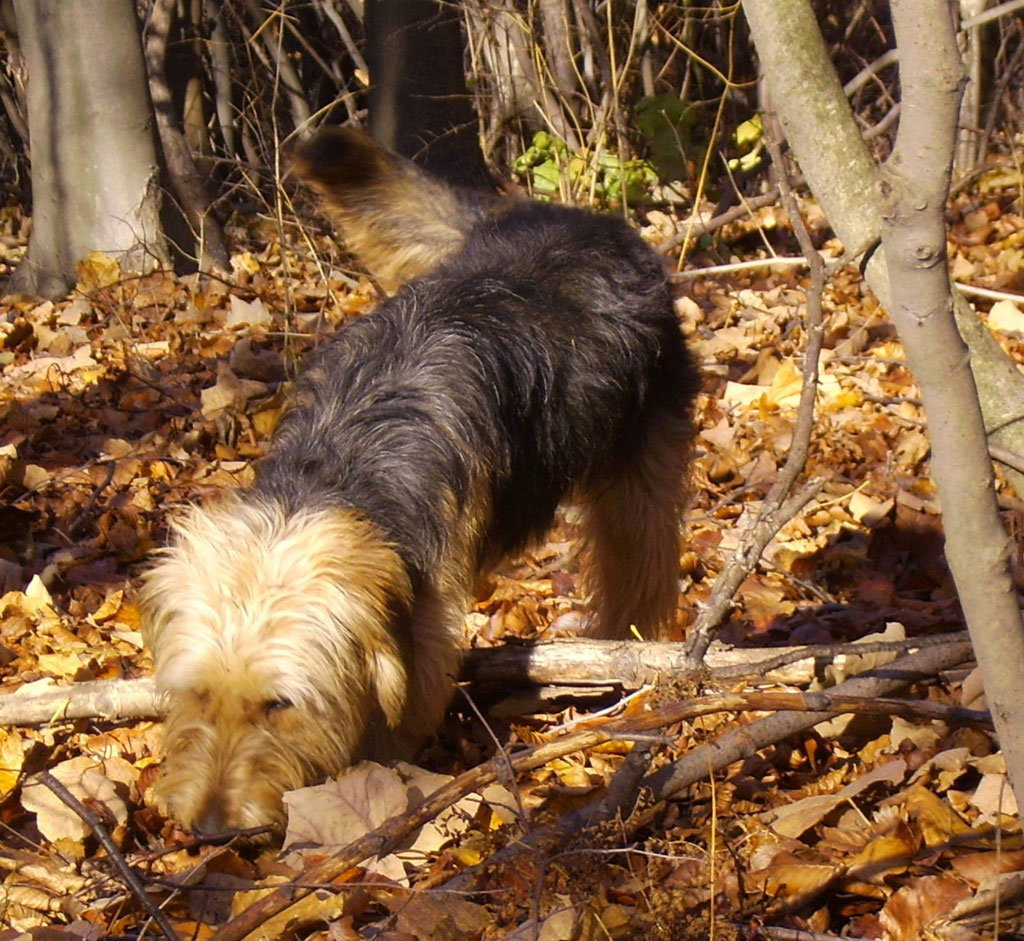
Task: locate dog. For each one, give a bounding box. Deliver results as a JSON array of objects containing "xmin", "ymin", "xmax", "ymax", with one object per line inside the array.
[{"xmin": 140, "ymin": 128, "xmax": 700, "ymax": 835}]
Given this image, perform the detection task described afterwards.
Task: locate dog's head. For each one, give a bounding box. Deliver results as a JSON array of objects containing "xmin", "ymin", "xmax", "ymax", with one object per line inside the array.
[{"xmin": 139, "ymin": 497, "xmax": 412, "ymax": 834}]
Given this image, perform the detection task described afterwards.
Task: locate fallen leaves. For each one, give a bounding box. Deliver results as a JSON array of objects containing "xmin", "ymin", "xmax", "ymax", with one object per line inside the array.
[
  {"xmin": 0, "ymin": 185, "xmax": 1022, "ymax": 939},
  {"xmin": 283, "ymin": 761, "xmax": 515, "ymax": 884}
]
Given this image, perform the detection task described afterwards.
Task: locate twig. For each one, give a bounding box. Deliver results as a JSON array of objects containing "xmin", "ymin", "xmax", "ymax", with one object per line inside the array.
[
  {"xmin": 688, "ymin": 111, "xmax": 859, "ymax": 662},
  {"xmin": 990, "ymin": 444, "xmax": 1024, "ymax": 477},
  {"xmin": 454, "ymin": 683, "xmax": 528, "ymax": 824},
  {"xmin": 686, "ymin": 480, "xmax": 824, "ymax": 661},
  {"xmin": 960, "ymin": 0, "xmax": 1024, "ymax": 30},
  {"xmin": 664, "ymin": 188, "xmax": 783, "ymax": 252},
  {"xmin": 710, "ymin": 631, "xmax": 969, "ymax": 681},
  {"xmin": 37, "ymin": 772, "xmax": 179, "ymax": 941},
  {"xmin": 669, "ymin": 256, "xmax": 806, "ymax": 279},
  {"xmin": 842, "ymin": 49, "xmax": 900, "ymax": 97},
  {"xmin": 68, "ymin": 461, "xmax": 115, "ymax": 537},
  {"xmin": 758, "ymin": 927, "xmax": 845, "ymax": 941},
  {"xmin": 135, "ymin": 825, "xmax": 275, "ymax": 860},
  {"xmin": 211, "ymin": 676, "xmax": 979, "ymax": 939},
  {"xmin": 439, "ymin": 640, "xmax": 977, "ymax": 895},
  {"xmin": 954, "ymin": 282, "xmax": 1024, "ymax": 304}
]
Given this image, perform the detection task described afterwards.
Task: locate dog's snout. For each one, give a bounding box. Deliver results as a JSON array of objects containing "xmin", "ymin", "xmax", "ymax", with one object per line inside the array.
[{"xmin": 194, "ymin": 793, "xmax": 228, "ymax": 836}]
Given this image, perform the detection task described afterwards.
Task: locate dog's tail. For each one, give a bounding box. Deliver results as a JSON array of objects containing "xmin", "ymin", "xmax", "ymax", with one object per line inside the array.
[{"xmin": 292, "ymin": 127, "xmax": 494, "ymax": 288}]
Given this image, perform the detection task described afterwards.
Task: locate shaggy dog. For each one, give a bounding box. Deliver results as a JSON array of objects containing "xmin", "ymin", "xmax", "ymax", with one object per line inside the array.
[{"xmin": 140, "ymin": 129, "xmax": 699, "ymax": 835}]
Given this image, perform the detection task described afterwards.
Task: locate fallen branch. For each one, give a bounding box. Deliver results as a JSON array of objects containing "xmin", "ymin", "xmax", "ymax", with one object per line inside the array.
[
  {"xmin": 210, "ymin": 639, "xmax": 976, "ymax": 940},
  {"xmin": 442, "ymin": 636, "xmax": 977, "ymax": 894},
  {"xmin": 0, "ymin": 633, "xmax": 969, "ymax": 726},
  {"xmin": 0, "ymin": 633, "xmax": 970, "ymax": 726},
  {"xmin": 464, "ymin": 632, "xmax": 969, "ymax": 690},
  {"xmin": 0, "ymin": 677, "xmax": 160, "ymax": 726}
]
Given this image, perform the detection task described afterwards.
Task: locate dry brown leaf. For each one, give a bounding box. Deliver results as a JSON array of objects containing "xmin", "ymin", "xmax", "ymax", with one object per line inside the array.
[
  {"xmin": 879, "ymin": 874, "xmax": 972, "ymax": 941},
  {"xmin": 380, "ymin": 890, "xmax": 491, "ymax": 940},
  {"xmin": 75, "ymin": 252, "xmax": 121, "ymax": 292},
  {"xmin": 951, "ymin": 849, "xmax": 1024, "ymax": 886},
  {"xmin": 22, "ymin": 757, "xmax": 128, "ymax": 842},
  {"xmin": 283, "ymin": 761, "xmax": 513, "ymax": 883},
  {"xmin": 844, "ymin": 832, "xmax": 915, "ymax": 885},
  {"xmin": 750, "ymin": 854, "xmax": 840, "ymax": 907},
  {"xmin": 764, "ymin": 760, "xmax": 906, "ymax": 839},
  {"xmin": 904, "ymin": 785, "xmax": 973, "ymax": 848}
]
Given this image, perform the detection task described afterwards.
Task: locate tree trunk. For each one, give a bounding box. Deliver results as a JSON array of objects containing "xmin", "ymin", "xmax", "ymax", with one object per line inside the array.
[
  {"xmin": 9, "ymin": 0, "xmax": 169, "ymax": 299},
  {"xmin": 878, "ymin": 0, "xmax": 1024, "ymax": 812},
  {"xmin": 144, "ymin": 0, "xmax": 230, "ymax": 274},
  {"xmin": 365, "ymin": 0, "xmax": 492, "ymax": 187},
  {"xmin": 742, "ymin": 0, "xmax": 1024, "ymax": 811},
  {"xmin": 741, "ymin": 0, "xmax": 1024, "ymax": 496}
]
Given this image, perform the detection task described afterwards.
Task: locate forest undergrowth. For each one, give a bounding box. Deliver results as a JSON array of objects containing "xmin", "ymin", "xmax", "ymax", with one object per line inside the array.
[{"xmin": 0, "ymin": 169, "xmax": 1023, "ymax": 939}]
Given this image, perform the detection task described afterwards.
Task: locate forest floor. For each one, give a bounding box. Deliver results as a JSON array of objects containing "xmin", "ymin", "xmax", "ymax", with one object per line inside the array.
[{"xmin": 0, "ymin": 175, "xmax": 1023, "ymax": 940}]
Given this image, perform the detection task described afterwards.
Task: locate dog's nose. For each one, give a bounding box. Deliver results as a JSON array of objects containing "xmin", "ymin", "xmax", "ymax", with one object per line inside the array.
[{"xmin": 194, "ymin": 796, "xmax": 227, "ymax": 836}]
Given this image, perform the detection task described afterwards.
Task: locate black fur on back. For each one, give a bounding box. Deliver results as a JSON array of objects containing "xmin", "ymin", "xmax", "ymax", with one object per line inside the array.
[{"xmin": 256, "ymin": 201, "xmax": 699, "ymax": 588}]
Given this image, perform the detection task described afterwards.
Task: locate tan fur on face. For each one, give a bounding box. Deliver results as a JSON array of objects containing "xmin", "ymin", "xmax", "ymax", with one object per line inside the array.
[{"xmin": 140, "ymin": 498, "xmax": 417, "ymax": 832}]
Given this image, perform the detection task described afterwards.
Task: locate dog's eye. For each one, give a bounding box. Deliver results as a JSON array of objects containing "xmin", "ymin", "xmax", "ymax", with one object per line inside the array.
[{"xmin": 264, "ymin": 697, "xmax": 294, "ymax": 714}]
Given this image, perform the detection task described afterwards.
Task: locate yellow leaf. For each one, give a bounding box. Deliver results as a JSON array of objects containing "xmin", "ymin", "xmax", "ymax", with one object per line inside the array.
[
  {"xmin": 846, "ymin": 833, "xmax": 914, "ymax": 884},
  {"xmin": 905, "ymin": 785, "xmax": 971, "ymax": 847},
  {"xmin": 37, "ymin": 651, "xmax": 84, "ymax": 680},
  {"xmin": 230, "ymin": 252, "xmax": 261, "ymax": 277},
  {"xmin": 252, "ymin": 408, "xmax": 282, "ymax": 437},
  {"xmin": 768, "ymin": 358, "xmax": 803, "ymax": 409},
  {"xmin": 454, "ymin": 845, "xmax": 484, "ymax": 866},
  {"xmin": 92, "ymin": 590, "xmax": 125, "ymax": 623},
  {"xmin": 0, "ymin": 729, "xmax": 26, "ymax": 795},
  {"xmin": 76, "ymin": 252, "xmax": 121, "ymax": 291}
]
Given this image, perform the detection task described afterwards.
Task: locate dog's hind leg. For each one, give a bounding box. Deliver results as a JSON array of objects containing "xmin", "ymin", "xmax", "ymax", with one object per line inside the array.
[{"xmin": 580, "ymin": 410, "xmax": 693, "ymax": 640}]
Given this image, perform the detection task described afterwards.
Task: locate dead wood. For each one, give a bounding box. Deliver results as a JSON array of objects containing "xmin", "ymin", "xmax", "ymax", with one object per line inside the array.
[
  {"xmin": 0, "ymin": 634, "xmax": 970, "ymax": 726},
  {"xmin": 211, "ymin": 639, "xmax": 976, "ymax": 940},
  {"xmin": 464, "ymin": 633, "xmax": 969, "ymax": 692},
  {"xmin": 0, "ymin": 678, "xmax": 160, "ymax": 726},
  {"xmin": 442, "ymin": 637, "xmax": 977, "ymax": 894}
]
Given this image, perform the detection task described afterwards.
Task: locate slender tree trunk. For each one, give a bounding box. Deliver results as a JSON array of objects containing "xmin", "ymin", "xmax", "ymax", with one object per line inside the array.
[
  {"xmin": 539, "ymin": 0, "xmax": 577, "ymax": 106},
  {"xmin": 743, "ymin": 0, "xmax": 1024, "ymax": 810},
  {"xmin": 741, "ymin": 0, "xmax": 1024, "ymax": 495},
  {"xmin": 879, "ymin": 0, "xmax": 1024, "ymax": 811},
  {"xmin": 10, "ymin": 0, "xmax": 169, "ymax": 299},
  {"xmin": 144, "ymin": 0, "xmax": 230, "ymax": 273},
  {"xmin": 365, "ymin": 0, "xmax": 491, "ymax": 187}
]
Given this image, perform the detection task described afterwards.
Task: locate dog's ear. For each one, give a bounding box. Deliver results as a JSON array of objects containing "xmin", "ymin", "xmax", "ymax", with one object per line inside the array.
[{"xmin": 369, "ymin": 645, "xmax": 407, "ymax": 727}]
